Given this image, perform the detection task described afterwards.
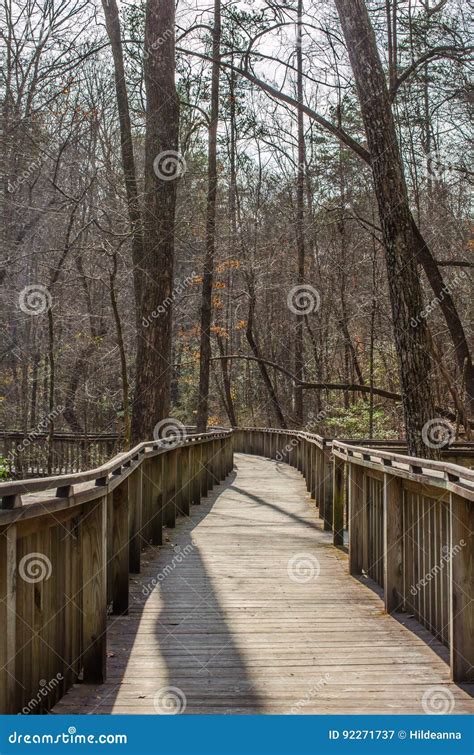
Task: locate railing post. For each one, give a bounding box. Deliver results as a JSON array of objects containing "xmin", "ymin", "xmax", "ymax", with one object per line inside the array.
[
  {"xmin": 191, "ymin": 444, "xmax": 201, "ymax": 505},
  {"xmin": 128, "ymin": 465, "xmax": 142, "ymax": 573},
  {"xmin": 112, "ymin": 481, "xmax": 129, "ymax": 614},
  {"xmin": 323, "ymin": 450, "xmax": 333, "ymax": 531},
  {"xmin": 180, "ymin": 445, "xmax": 191, "ymax": 516},
  {"xmin": 174, "ymin": 447, "xmax": 185, "ymax": 514},
  {"xmin": 199, "ymin": 443, "xmax": 208, "ymax": 498},
  {"xmin": 316, "ymin": 448, "xmax": 324, "ymax": 517},
  {"xmin": 333, "ymin": 455, "xmax": 345, "ymax": 546},
  {"xmin": 383, "ymin": 472, "xmax": 404, "ymax": 613},
  {"xmin": 450, "ymin": 492, "xmax": 474, "ymax": 682},
  {"xmin": 165, "ymin": 448, "xmax": 177, "ymax": 528},
  {"xmin": 151, "ymin": 454, "xmax": 163, "ymax": 544},
  {"xmin": 310, "ymin": 445, "xmax": 317, "ymax": 500},
  {"xmin": 348, "ymin": 462, "xmax": 365, "ymax": 576},
  {"xmin": 0, "ymin": 524, "xmax": 17, "ymax": 713},
  {"xmin": 305, "ymin": 442, "xmax": 311, "ymax": 492},
  {"xmin": 82, "ymin": 495, "xmax": 107, "ymax": 683}
]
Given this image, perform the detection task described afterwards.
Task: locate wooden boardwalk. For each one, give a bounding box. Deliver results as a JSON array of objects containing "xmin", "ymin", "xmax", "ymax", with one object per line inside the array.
[{"xmin": 53, "ymin": 454, "xmax": 474, "ymax": 714}]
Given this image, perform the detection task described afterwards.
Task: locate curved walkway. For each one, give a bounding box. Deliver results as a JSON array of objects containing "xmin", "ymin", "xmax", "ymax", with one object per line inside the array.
[{"xmin": 53, "ymin": 454, "xmax": 474, "ymax": 714}]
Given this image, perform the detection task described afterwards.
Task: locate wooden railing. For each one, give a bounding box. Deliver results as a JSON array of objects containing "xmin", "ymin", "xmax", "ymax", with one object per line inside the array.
[
  {"xmin": 0, "ymin": 431, "xmax": 119, "ymax": 478},
  {"xmin": 0, "ymin": 430, "xmax": 233, "ymax": 714},
  {"xmin": 235, "ymin": 427, "xmax": 474, "ymax": 684},
  {"xmin": 1, "ymin": 425, "xmax": 472, "ymax": 715}
]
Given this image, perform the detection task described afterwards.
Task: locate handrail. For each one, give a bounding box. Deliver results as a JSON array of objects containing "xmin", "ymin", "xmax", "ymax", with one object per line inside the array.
[
  {"xmin": 0, "ymin": 429, "xmax": 234, "ymax": 714},
  {"xmin": 0, "ymin": 430, "xmax": 231, "ymax": 505},
  {"xmin": 332, "ymin": 440, "xmax": 474, "ymax": 500}
]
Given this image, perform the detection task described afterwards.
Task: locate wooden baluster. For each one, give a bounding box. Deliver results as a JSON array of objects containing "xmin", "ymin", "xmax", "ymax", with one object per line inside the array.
[
  {"xmin": 323, "ymin": 450, "xmax": 333, "ymax": 531},
  {"xmin": 0, "ymin": 524, "xmax": 17, "ymax": 713},
  {"xmin": 450, "ymin": 492, "xmax": 474, "ymax": 682},
  {"xmin": 333, "ymin": 456, "xmax": 345, "ymax": 546},
  {"xmin": 165, "ymin": 448, "xmax": 177, "ymax": 528},
  {"xmin": 348, "ymin": 462, "xmax": 365, "ymax": 575},
  {"xmin": 81, "ymin": 496, "xmax": 107, "ymax": 683},
  {"xmin": 151, "ymin": 453, "xmax": 164, "ymax": 544},
  {"xmin": 383, "ymin": 473, "xmax": 404, "ymax": 613},
  {"xmin": 200, "ymin": 444, "xmax": 209, "ymax": 498},
  {"xmin": 112, "ymin": 481, "xmax": 129, "ymax": 615},
  {"xmin": 195, "ymin": 443, "xmax": 203, "ymax": 504},
  {"xmin": 128, "ymin": 464, "xmax": 142, "ymax": 573}
]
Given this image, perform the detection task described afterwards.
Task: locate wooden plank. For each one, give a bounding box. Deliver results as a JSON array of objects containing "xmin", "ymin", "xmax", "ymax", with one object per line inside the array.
[
  {"xmin": 333, "ymin": 457, "xmax": 345, "ymax": 546},
  {"xmin": 348, "ymin": 463, "xmax": 365, "ymax": 575},
  {"xmin": 81, "ymin": 496, "xmax": 107, "ymax": 683},
  {"xmin": 112, "ymin": 481, "xmax": 129, "ymax": 615},
  {"xmin": 128, "ymin": 466, "xmax": 142, "ymax": 573},
  {"xmin": 383, "ymin": 474, "xmax": 403, "ymax": 613},
  {"xmin": 0, "ymin": 525, "xmax": 17, "ymax": 713},
  {"xmin": 450, "ymin": 492, "xmax": 474, "ymax": 681}
]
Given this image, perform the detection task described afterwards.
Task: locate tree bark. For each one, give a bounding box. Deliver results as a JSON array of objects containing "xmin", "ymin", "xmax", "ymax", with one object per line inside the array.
[
  {"xmin": 131, "ymin": 0, "xmax": 180, "ymax": 441},
  {"xmin": 294, "ymin": 0, "xmax": 305, "ymax": 426},
  {"xmin": 196, "ymin": 0, "xmax": 221, "ymax": 432},
  {"xmin": 334, "ymin": 0, "xmax": 438, "ymax": 457},
  {"xmin": 101, "ymin": 0, "xmax": 143, "ymax": 326}
]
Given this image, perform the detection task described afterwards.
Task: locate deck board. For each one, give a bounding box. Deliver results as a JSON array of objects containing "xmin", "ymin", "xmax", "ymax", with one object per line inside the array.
[{"xmin": 53, "ymin": 454, "xmax": 474, "ymax": 714}]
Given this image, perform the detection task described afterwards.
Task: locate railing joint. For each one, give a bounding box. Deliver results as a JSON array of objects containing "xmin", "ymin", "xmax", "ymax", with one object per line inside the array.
[{"xmin": 1, "ymin": 494, "xmax": 22, "ymax": 509}]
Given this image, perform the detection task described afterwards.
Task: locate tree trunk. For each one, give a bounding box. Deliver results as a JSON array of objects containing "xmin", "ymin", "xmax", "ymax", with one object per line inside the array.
[
  {"xmin": 196, "ymin": 0, "xmax": 221, "ymax": 432},
  {"xmin": 131, "ymin": 0, "xmax": 180, "ymax": 441},
  {"xmin": 294, "ymin": 0, "xmax": 305, "ymax": 426},
  {"xmin": 334, "ymin": 0, "xmax": 437, "ymax": 457},
  {"xmin": 101, "ymin": 0, "xmax": 143, "ymax": 326}
]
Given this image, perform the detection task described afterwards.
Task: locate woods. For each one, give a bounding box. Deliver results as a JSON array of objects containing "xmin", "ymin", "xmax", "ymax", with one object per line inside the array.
[{"xmin": 1, "ymin": 0, "xmax": 472, "ymax": 458}]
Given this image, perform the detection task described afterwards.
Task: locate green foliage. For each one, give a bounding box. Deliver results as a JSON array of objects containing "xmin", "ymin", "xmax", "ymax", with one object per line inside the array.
[
  {"xmin": 324, "ymin": 400, "xmax": 394, "ymax": 440},
  {"xmin": 0, "ymin": 455, "xmax": 10, "ymax": 480}
]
